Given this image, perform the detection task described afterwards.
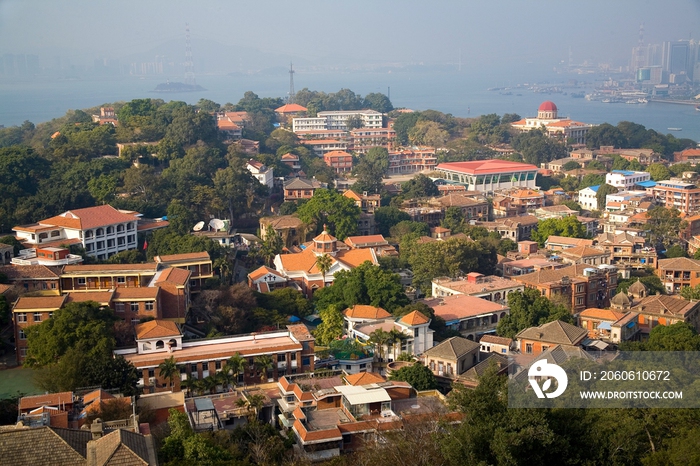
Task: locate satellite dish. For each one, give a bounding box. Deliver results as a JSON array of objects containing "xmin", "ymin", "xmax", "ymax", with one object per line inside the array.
[
  {"xmin": 209, "ymin": 219, "xmax": 225, "ymax": 231},
  {"xmin": 193, "ymin": 221, "xmax": 205, "ymax": 232}
]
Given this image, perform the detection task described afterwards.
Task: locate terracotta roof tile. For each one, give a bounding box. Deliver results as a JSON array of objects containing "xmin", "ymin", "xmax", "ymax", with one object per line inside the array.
[
  {"xmin": 399, "ymin": 310, "xmax": 430, "ymax": 326},
  {"xmin": 113, "ymin": 288, "xmax": 160, "ymax": 300},
  {"xmin": 479, "ymin": 335, "xmax": 513, "ymax": 346},
  {"xmin": 155, "ymin": 267, "xmax": 190, "ymax": 285},
  {"xmin": 13, "ymin": 295, "xmax": 67, "ymax": 311},
  {"xmin": 344, "ymin": 372, "xmax": 386, "ymax": 386},
  {"xmin": 515, "ymin": 320, "xmax": 587, "ymax": 345},
  {"xmin": 421, "ymin": 295, "xmax": 507, "ymax": 321},
  {"xmin": 134, "ymin": 320, "xmax": 181, "ymax": 339},
  {"xmin": 0, "ymin": 265, "xmax": 59, "ymax": 280},
  {"xmin": 155, "ymin": 252, "xmax": 210, "ymax": 263},
  {"xmin": 578, "ymin": 308, "xmax": 627, "ymax": 321},
  {"xmin": 19, "ymin": 392, "xmax": 74, "ymax": 411},
  {"xmin": 343, "ymin": 305, "xmax": 392, "ymax": 320},
  {"xmin": 38, "ymin": 205, "xmax": 139, "ymax": 231},
  {"xmin": 65, "ymin": 291, "xmax": 115, "ymax": 305},
  {"xmin": 248, "ymin": 266, "xmax": 284, "ymax": 281}
]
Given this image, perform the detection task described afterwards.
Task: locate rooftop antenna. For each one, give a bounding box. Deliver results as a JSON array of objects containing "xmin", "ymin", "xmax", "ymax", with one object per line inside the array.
[
  {"xmin": 288, "ymin": 62, "xmax": 295, "ymax": 104},
  {"xmin": 184, "ymin": 23, "xmax": 195, "ymax": 85}
]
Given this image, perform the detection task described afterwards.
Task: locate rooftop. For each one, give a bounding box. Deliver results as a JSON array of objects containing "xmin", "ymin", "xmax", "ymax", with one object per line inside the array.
[
  {"xmin": 436, "ymin": 159, "xmax": 538, "ymax": 175},
  {"xmin": 421, "ymin": 295, "xmax": 507, "ymax": 322}
]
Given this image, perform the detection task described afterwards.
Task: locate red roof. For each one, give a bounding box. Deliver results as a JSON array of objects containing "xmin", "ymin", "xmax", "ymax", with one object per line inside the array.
[
  {"xmin": 275, "ymin": 103, "xmax": 307, "ymax": 113},
  {"xmin": 436, "ymin": 159, "xmax": 538, "ymax": 175},
  {"xmin": 38, "ymin": 205, "xmax": 138, "ymax": 230},
  {"xmin": 539, "ymin": 101, "xmax": 557, "ymax": 111}
]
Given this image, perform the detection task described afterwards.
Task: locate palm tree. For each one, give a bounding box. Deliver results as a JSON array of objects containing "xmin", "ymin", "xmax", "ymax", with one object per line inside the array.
[
  {"xmin": 181, "ymin": 376, "xmax": 198, "ymax": 398},
  {"xmin": 217, "ymin": 368, "xmax": 234, "ymax": 392},
  {"xmin": 389, "ymin": 329, "xmax": 408, "ymax": 361},
  {"xmin": 202, "ymin": 375, "xmax": 219, "ymax": 394},
  {"xmin": 158, "ymin": 356, "xmax": 179, "ymax": 390},
  {"xmin": 214, "ymin": 257, "xmax": 232, "ymax": 285},
  {"xmin": 226, "ymin": 353, "xmax": 247, "ymax": 387},
  {"xmin": 254, "ymin": 355, "xmax": 274, "ymax": 383},
  {"xmin": 369, "ymin": 329, "xmax": 391, "ymax": 363},
  {"xmin": 315, "ymin": 253, "xmax": 333, "ymax": 286},
  {"xmin": 245, "ymin": 394, "xmax": 267, "ymax": 420}
]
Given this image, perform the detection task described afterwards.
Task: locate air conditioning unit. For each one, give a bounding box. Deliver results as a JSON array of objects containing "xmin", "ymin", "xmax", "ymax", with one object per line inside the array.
[{"xmin": 148, "ymin": 377, "xmax": 155, "ymax": 384}]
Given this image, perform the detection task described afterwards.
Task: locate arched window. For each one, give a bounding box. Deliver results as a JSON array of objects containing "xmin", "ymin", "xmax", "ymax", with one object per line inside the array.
[
  {"xmin": 106, "ymin": 226, "xmax": 114, "ymax": 234},
  {"xmin": 156, "ymin": 340, "xmax": 165, "ymax": 349},
  {"xmin": 117, "ymin": 224, "xmax": 125, "ymax": 233},
  {"xmin": 85, "ymin": 230, "xmax": 93, "ymax": 239},
  {"xmin": 491, "ymin": 314, "xmax": 498, "ymax": 324},
  {"xmin": 142, "ymin": 342, "xmax": 152, "ymax": 351},
  {"xmin": 96, "ymin": 228, "xmax": 104, "ymax": 237},
  {"xmin": 168, "ymin": 339, "xmax": 178, "ymax": 348},
  {"xmin": 500, "ymin": 312, "xmax": 506, "ymax": 319}
]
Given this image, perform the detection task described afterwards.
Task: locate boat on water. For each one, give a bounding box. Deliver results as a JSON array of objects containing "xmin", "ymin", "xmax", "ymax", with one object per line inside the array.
[
  {"xmin": 668, "ymin": 128, "xmax": 682, "ymax": 131},
  {"xmin": 696, "ymin": 105, "xmax": 700, "ymax": 112}
]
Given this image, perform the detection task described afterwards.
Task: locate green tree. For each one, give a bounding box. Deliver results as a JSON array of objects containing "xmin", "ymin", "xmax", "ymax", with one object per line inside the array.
[
  {"xmin": 622, "ymin": 322, "xmax": 700, "ymax": 351},
  {"xmin": 296, "ymin": 188, "xmax": 361, "ymax": 239},
  {"xmin": 562, "ymin": 161, "xmax": 582, "ymax": 171},
  {"xmin": 260, "ymin": 225, "xmax": 283, "ymax": 266},
  {"xmin": 531, "ymin": 216, "xmax": 588, "ymax": 247},
  {"xmin": 374, "ymin": 206, "xmax": 411, "ymax": 237},
  {"xmin": 512, "ymin": 128, "xmax": 567, "ymax": 165},
  {"xmin": 664, "ymin": 244, "xmax": 687, "ymax": 258},
  {"xmin": 389, "ymin": 363, "xmax": 437, "ymax": 391},
  {"xmin": 441, "ymin": 206, "xmax": 465, "ymax": 232},
  {"xmin": 362, "ymin": 92, "xmax": 393, "ymax": 113},
  {"xmin": 213, "ymin": 161, "xmax": 268, "ymax": 224},
  {"xmin": 392, "ymin": 112, "xmax": 422, "ymax": 145},
  {"xmin": 647, "ymin": 163, "xmax": 672, "ymax": 181},
  {"xmin": 647, "ymin": 206, "xmax": 686, "ymax": 249},
  {"xmin": 225, "ymin": 353, "xmax": 246, "ymax": 387},
  {"xmin": 586, "ymin": 123, "xmax": 628, "ymax": 149},
  {"xmin": 408, "ymin": 120, "xmax": 449, "ymax": 147},
  {"xmin": 346, "ymin": 115, "xmax": 364, "ymax": 130},
  {"xmin": 353, "ymin": 147, "xmax": 389, "ymax": 194},
  {"xmin": 315, "ymin": 253, "xmax": 333, "ymax": 282},
  {"xmin": 158, "ymin": 356, "xmax": 179, "ymax": 390},
  {"xmin": 596, "ymin": 183, "xmax": 619, "ymax": 210},
  {"xmin": 314, "ymin": 304, "xmax": 344, "ymax": 345},
  {"xmin": 496, "ymin": 289, "xmax": 573, "ymax": 338}
]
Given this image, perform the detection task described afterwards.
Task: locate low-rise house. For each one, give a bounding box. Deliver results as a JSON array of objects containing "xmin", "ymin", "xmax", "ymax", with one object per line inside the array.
[
  {"xmin": 492, "ymin": 189, "xmax": 545, "ymax": 217},
  {"xmin": 577, "ymin": 216, "xmax": 600, "ymax": 237},
  {"xmin": 343, "ymin": 190, "xmax": 381, "ymax": 214},
  {"xmin": 545, "ymin": 236, "xmax": 594, "ymax": 251},
  {"xmin": 343, "ymin": 235, "xmax": 397, "ymax": 256},
  {"xmin": 502, "ymin": 258, "xmax": 561, "ymax": 278},
  {"xmin": 428, "ymin": 193, "xmax": 490, "ymax": 220},
  {"xmin": 578, "ymin": 185, "xmax": 600, "ymax": 211},
  {"xmin": 596, "ymin": 232, "xmax": 656, "ymax": 269},
  {"xmin": 631, "ymin": 294, "xmax": 700, "ymax": 333},
  {"xmin": 259, "ymin": 215, "xmax": 309, "ymax": 248},
  {"xmin": 534, "ymin": 205, "xmax": 578, "ymax": 219},
  {"xmin": 154, "ymin": 251, "xmax": 213, "ymax": 294},
  {"xmin": 512, "ymin": 264, "xmax": 618, "ymax": 313},
  {"xmin": 350, "ymin": 128, "xmax": 396, "ymax": 154},
  {"xmin": 10, "ymin": 247, "xmax": 83, "ymax": 266},
  {"xmin": 323, "ymin": 150, "xmax": 354, "ymax": 174},
  {"xmin": 12, "ymin": 205, "xmax": 167, "ymax": 260},
  {"xmin": 420, "ymin": 294, "xmax": 509, "ymax": 341},
  {"xmin": 273, "ymin": 230, "xmax": 378, "ymax": 298},
  {"xmin": 656, "ymin": 257, "xmax": 700, "ymax": 294},
  {"xmin": 431, "ymin": 272, "xmax": 524, "ymax": 303},
  {"xmin": 422, "ymin": 336, "xmax": 481, "ymax": 387},
  {"xmin": 653, "ymin": 178, "xmax": 700, "ymax": 215},
  {"xmin": 617, "ymin": 148, "xmax": 660, "ymax": 165},
  {"xmin": 246, "ymin": 159, "xmax": 274, "ymax": 190},
  {"xmin": 578, "ymin": 308, "xmax": 640, "ymax": 343},
  {"xmin": 606, "ymin": 170, "xmax": 652, "ymax": 191},
  {"xmin": 0, "ymin": 265, "xmax": 61, "ymax": 294},
  {"xmin": 474, "ymin": 215, "xmax": 539, "ymax": 241},
  {"xmin": 247, "ymin": 266, "xmax": 288, "ymax": 293},
  {"xmin": 515, "ymin": 320, "xmax": 588, "ymax": 355},
  {"xmin": 479, "ymin": 335, "xmax": 514, "ymax": 354},
  {"xmin": 281, "ymin": 152, "xmax": 301, "ymax": 171},
  {"xmin": 559, "ymin": 246, "xmax": 610, "ymax": 266},
  {"xmin": 115, "ymin": 320, "xmax": 314, "ymax": 393},
  {"xmin": 387, "ymin": 147, "xmax": 437, "ymax": 173},
  {"xmin": 673, "ymin": 148, "xmax": 700, "ymax": 164},
  {"xmin": 283, "ymin": 178, "xmax": 323, "ymax": 201}
]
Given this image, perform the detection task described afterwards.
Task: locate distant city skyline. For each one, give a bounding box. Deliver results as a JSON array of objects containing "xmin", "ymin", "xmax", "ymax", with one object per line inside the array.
[{"xmin": 1, "ymin": 0, "xmax": 699, "ymax": 76}]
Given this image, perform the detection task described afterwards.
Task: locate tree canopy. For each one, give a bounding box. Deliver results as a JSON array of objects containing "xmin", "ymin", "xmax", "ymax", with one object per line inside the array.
[
  {"xmin": 296, "ymin": 188, "xmax": 361, "ymax": 239},
  {"xmin": 388, "ymin": 363, "xmax": 437, "ymax": 391},
  {"xmin": 496, "ymin": 288, "xmax": 574, "ymax": 338}
]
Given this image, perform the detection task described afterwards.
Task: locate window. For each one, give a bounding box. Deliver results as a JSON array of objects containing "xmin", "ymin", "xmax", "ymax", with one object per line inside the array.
[
  {"xmin": 48, "ymin": 312, "xmax": 53, "ymax": 319},
  {"xmin": 19, "ymin": 348, "xmax": 27, "ymax": 357},
  {"xmin": 346, "ymin": 365, "xmax": 352, "ymax": 370},
  {"xmin": 78, "ymin": 277, "xmax": 86, "ymax": 285},
  {"xmin": 117, "ymin": 276, "xmax": 126, "ymax": 284},
  {"xmin": 115, "ymin": 302, "xmax": 125, "ymax": 312},
  {"xmin": 117, "ymin": 224, "xmax": 125, "ymax": 233},
  {"xmin": 191, "ymin": 364, "xmax": 198, "ymax": 373},
  {"xmin": 131, "ymin": 302, "xmax": 139, "ymax": 312},
  {"xmin": 145, "ymin": 301, "xmax": 154, "ymax": 311},
  {"xmin": 359, "ymin": 363, "xmax": 367, "ymax": 369},
  {"xmin": 148, "ymin": 369, "xmax": 155, "ymax": 378},
  {"xmin": 127, "ymin": 223, "xmax": 135, "ymax": 231},
  {"xmin": 525, "ymin": 343, "xmax": 533, "ymax": 354},
  {"xmin": 215, "ymin": 361, "xmax": 222, "ymax": 370},
  {"xmin": 414, "ymin": 328, "xmax": 420, "ymax": 337},
  {"xmin": 33, "ymin": 313, "xmax": 42, "ymax": 322},
  {"xmin": 107, "ymin": 239, "xmax": 115, "ymax": 248},
  {"xmin": 106, "ymin": 226, "xmax": 114, "ymax": 234},
  {"xmin": 131, "ymin": 318, "xmax": 139, "ymax": 325},
  {"xmin": 542, "ymin": 345, "xmax": 549, "ymax": 352},
  {"xmin": 86, "ymin": 244, "xmax": 94, "ymax": 252},
  {"xmin": 290, "ymin": 353, "xmax": 296, "ymax": 360},
  {"xmin": 127, "ymin": 235, "xmax": 135, "ymax": 243},
  {"xmin": 19, "ymin": 329, "xmax": 26, "ymax": 340},
  {"xmin": 277, "ymin": 354, "xmax": 286, "ymax": 362},
  {"xmin": 96, "ymin": 228, "xmax": 104, "ymax": 237}
]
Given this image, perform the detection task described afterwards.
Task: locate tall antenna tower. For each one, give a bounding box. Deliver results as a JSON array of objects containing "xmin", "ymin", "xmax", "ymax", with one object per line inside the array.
[
  {"xmin": 288, "ymin": 62, "xmax": 295, "ymax": 104},
  {"xmin": 184, "ymin": 23, "xmax": 196, "ymax": 85}
]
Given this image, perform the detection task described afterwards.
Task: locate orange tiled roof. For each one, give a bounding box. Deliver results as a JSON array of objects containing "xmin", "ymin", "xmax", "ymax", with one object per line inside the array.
[
  {"xmin": 62, "ymin": 263, "xmax": 158, "ymax": 273},
  {"xmin": 345, "ymin": 372, "xmax": 386, "ymax": 386},
  {"xmin": 37, "ymin": 205, "xmax": 139, "ymax": 230},
  {"xmin": 281, "ymin": 153, "xmax": 299, "ymax": 160},
  {"xmin": 313, "ymin": 230, "xmax": 337, "ymax": 243},
  {"xmin": 335, "ymin": 249, "xmax": 376, "ymax": 268},
  {"xmin": 343, "ymin": 304, "xmax": 391, "ymax": 320},
  {"xmin": 19, "ymin": 392, "xmax": 73, "ymax": 411},
  {"xmin": 65, "ymin": 291, "xmax": 115, "ymax": 304},
  {"xmin": 249, "ymin": 265, "xmax": 284, "ymax": 282},
  {"xmin": 275, "ymin": 103, "xmax": 307, "ymax": 113},
  {"xmin": 155, "ymin": 267, "xmax": 190, "ymax": 285},
  {"xmin": 135, "ymin": 319, "xmax": 181, "ymax": 339},
  {"xmin": 579, "ymin": 308, "xmax": 627, "ymax": 321},
  {"xmin": 0, "ymin": 265, "xmax": 59, "ymax": 280},
  {"xmin": 399, "ymin": 310, "xmax": 430, "ymax": 326},
  {"xmin": 155, "ymin": 252, "xmax": 211, "ymax": 263},
  {"xmin": 13, "ymin": 295, "xmax": 67, "ymax": 311}
]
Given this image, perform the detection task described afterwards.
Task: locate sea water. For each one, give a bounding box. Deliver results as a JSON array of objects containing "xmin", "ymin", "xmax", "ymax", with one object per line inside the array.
[{"xmin": 1, "ymin": 68, "xmax": 698, "ymax": 143}]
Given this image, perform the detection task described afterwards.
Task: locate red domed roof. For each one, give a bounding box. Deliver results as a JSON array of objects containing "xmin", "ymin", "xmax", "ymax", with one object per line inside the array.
[{"xmin": 539, "ymin": 101, "xmax": 557, "ymax": 111}]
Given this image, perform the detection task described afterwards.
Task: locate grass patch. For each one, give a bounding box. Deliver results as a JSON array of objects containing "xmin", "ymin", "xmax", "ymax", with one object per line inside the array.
[{"xmin": 0, "ymin": 367, "xmax": 42, "ymax": 399}]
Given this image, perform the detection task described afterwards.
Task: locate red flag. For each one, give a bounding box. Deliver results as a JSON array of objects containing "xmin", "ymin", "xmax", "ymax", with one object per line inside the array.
[{"xmin": 143, "ymin": 240, "xmax": 148, "ymax": 251}]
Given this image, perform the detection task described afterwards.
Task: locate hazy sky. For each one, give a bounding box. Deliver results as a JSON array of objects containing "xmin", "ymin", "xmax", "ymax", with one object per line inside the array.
[{"xmin": 1, "ymin": 0, "xmax": 699, "ymax": 70}]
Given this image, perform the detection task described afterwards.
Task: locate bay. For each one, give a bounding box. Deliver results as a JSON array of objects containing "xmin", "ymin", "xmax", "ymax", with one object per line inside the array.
[{"xmin": 1, "ymin": 68, "xmax": 698, "ymax": 143}]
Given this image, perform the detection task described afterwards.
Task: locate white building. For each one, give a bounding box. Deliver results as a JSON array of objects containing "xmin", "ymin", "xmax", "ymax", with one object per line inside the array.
[
  {"xmin": 605, "ymin": 170, "xmax": 651, "ymax": 190},
  {"xmin": 510, "ymin": 101, "xmax": 593, "ymax": 144},
  {"xmin": 578, "ymin": 185, "xmax": 600, "ymax": 211},
  {"xmin": 434, "ymin": 159, "xmax": 539, "ymax": 193},
  {"xmin": 293, "ymin": 110, "xmax": 383, "ymax": 132},
  {"xmin": 12, "ymin": 205, "xmax": 159, "ymax": 260},
  {"xmin": 246, "ymin": 160, "xmax": 274, "ymax": 190}
]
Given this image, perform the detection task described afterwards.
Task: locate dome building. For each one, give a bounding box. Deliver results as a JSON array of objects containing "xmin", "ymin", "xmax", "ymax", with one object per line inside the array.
[{"xmin": 511, "ymin": 101, "xmax": 593, "ymax": 145}]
